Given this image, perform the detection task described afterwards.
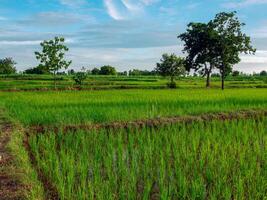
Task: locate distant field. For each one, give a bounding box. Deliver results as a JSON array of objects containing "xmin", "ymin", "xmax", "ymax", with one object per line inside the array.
[
  {"xmin": 0, "ymin": 88, "xmax": 266, "ymax": 126},
  {"xmin": 29, "ymin": 117, "xmax": 267, "ymax": 199},
  {"xmin": 0, "ymin": 74, "xmax": 266, "ymax": 91}
]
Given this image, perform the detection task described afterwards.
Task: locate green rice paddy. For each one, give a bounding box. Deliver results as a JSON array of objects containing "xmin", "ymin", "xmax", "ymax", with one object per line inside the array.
[
  {"xmin": 0, "ymin": 88, "xmax": 266, "ymax": 126},
  {"xmin": 29, "ymin": 117, "xmax": 267, "ymax": 200}
]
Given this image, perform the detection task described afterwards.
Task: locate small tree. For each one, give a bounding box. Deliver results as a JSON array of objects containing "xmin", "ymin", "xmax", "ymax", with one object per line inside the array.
[
  {"xmin": 155, "ymin": 54, "xmax": 186, "ymax": 88},
  {"xmin": 99, "ymin": 65, "xmax": 117, "ymax": 75},
  {"xmin": 73, "ymin": 72, "xmax": 87, "ymax": 88},
  {"xmin": 260, "ymin": 70, "xmax": 267, "ymax": 76},
  {"xmin": 232, "ymin": 70, "xmax": 240, "ymax": 77},
  {"xmin": 35, "ymin": 36, "xmax": 72, "ymax": 89},
  {"xmin": 0, "ymin": 57, "xmax": 16, "ymax": 74},
  {"xmin": 91, "ymin": 68, "xmax": 100, "ymax": 75}
]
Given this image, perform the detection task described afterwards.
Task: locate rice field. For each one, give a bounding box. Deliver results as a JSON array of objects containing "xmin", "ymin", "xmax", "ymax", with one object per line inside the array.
[
  {"xmin": 28, "ymin": 117, "xmax": 267, "ymax": 200},
  {"xmin": 0, "ymin": 88, "xmax": 266, "ymax": 126},
  {"xmin": 0, "ymin": 74, "xmax": 266, "ymax": 91}
]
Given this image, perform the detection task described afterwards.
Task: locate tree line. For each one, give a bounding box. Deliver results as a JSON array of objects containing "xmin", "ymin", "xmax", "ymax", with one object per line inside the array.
[{"xmin": 0, "ymin": 11, "xmax": 264, "ymax": 90}]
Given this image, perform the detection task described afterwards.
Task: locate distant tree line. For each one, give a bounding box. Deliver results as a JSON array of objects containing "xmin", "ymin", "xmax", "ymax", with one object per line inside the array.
[{"xmin": 0, "ymin": 11, "xmax": 265, "ymax": 90}]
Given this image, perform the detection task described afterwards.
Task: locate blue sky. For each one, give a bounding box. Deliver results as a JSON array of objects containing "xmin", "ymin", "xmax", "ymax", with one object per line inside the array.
[{"xmin": 0, "ymin": 0, "xmax": 267, "ymax": 73}]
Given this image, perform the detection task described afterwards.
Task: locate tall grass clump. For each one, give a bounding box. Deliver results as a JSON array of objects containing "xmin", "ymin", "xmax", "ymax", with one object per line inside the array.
[{"xmin": 29, "ymin": 117, "xmax": 267, "ymax": 199}]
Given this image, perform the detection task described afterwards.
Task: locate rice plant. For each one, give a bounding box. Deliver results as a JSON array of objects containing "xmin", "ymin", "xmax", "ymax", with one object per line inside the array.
[{"xmin": 29, "ymin": 117, "xmax": 267, "ymax": 199}]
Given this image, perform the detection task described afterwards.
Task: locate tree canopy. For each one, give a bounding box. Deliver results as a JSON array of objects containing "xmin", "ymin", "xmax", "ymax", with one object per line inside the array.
[
  {"xmin": 155, "ymin": 54, "xmax": 186, "ymax": 88},
  {"xmin": 179, "ymin": 11, "xmax": 255, "ymax": 89},
  {"xmin": 35, "ymin": 36, "xmax": 72, "ymax": 88},
  {"xmin": 0, "ymin": 57, "xmax": 16, "ymax": 74},
  {"xmin": 99, "ymin": 65, "xmax": 117, "ymax": 75}
]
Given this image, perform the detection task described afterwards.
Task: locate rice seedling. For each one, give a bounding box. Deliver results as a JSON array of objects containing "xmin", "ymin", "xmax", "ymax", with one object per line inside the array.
[
  {"xmin": 29, "ymin": 117, "xmax": 267, "ymax": 199},
  {"xmin": 0, "ymin": 88, "xmax": 266, "ymax": 126}
]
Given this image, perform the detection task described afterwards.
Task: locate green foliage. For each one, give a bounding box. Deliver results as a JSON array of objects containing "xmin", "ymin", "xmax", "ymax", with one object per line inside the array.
[
  {"xmin": 155, "ymin": 54, "xmax": 186, "ymax": 88},
  {"xmin": 260, "ymin": 70, "xmax": 267, "ymax": 76},
  {"xmin": 179, "ymin": 12, "xmax": 255, "ymax": 89},
  {"xmin": 232, "ymin": 70, "xmax": 240, "ymax": 77},
  {"xmin": 29, "ymin": 117, "xmax": 267, "ymax": 199},
  {"xmin": 1, "ymin": 88, "xmax": 266, "ymax": 126},
  {"xmin": 210, "ymin": 12, "xmax": 256, "ymax": 89},
  {"xmin": 35, "ymin": 36, "xmax": 72, "ymax": 88},
  {"xmin": 91, "ymin": 68, "xmax": 100, "ymax": 75},
  {"xmin": 99, "ymin": 65, "xmax": 117, "ymax": 75},
  {"xmin": 0, "ymin": 57, "xmax": 16, "ymax": 74},
  {"xmin": 129, "ymin": 69, "xmax": 157, "ymax": 76},
  {"xmin": 73, "ymin": 72, "xmax": 87, "ymax": 86},
  {"xmin": 24, "ymin": 65, "xmax": 49, "ymax": 74}
]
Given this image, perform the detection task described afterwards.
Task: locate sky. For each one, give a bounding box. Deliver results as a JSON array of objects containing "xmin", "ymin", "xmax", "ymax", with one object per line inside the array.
[{"xmin": 0, "ymin": 0, "xmax": 267, "ymax": 73}]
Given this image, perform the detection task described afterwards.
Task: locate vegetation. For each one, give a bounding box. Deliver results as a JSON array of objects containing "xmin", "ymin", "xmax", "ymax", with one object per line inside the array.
[
  {"xmin": 0, "ymin": 57, "xmax": 16, "ymax": 74},
  {"xmin": 179, "ymin": 12, "xmax": 255, "ymax": 90},
  {"xmin": 28, "ymin": 117, "xmax": 267, "ymax": 199},
  {"xmin": 0, "ymin": 88, "xmax": 266, "ymax": 126},
  {"xmin": 24, "ymin": 65, "xmax": 50, "ymax": 74},
  {"xmin": 73, "ymin": 72, "xmax": 87, "ymax": 87},
  {"xmin": 156, "ymin": 54, "xmax": 186, "ymax": 88},
  {"xmin": 35, "ymin": 37, "xmax": 72, "ymax": 88}
]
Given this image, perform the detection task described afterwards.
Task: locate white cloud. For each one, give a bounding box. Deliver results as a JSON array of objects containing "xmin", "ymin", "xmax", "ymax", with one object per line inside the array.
[
  {"xmin": 59, "ymin": 0, "xmax": 87, "ymax": 7},
  {"xmin": 104, "ymin": 0, "xmax": 159, "ymax": 20},
  {"xmin": 104, "ymin": 0, "xmax": 125, "ymax": 20},
  {"xmin": 0, "ymin": 40, "xmax": 41, "ymax": 46},
  {"xmin": 0, "ymin": 38, "xmax": 74, "ymax": 46},
  {"xmin": 223, "ymin": 0, "xmax": 267, "ymax": 8},
  {"xmin": 121, "ymin": 0, "xmax": 141, "ymax": 11},
  {"xmin": 240, "ymin": 50, "xmax": 267, "ymax": 63},
  {"xmin": 140, "ymin": 0, "xmax": 160, "ymax": 6}
]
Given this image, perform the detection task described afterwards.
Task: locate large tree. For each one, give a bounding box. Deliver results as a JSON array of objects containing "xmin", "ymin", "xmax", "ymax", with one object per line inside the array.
[
  {"xmin": 99, "ymin": 65, "xmax": 117, "ymax": 75},
  {"xmin": 210, "ymin": 12, "xmax": 255, "ymax": 90},
  {"xmin": 35, "ymin": 36, "xmax": 72, "ymax": 88},
  {"xmin": 178, "ymin": 23, "xmax": 220, "ymax": 87},
  {"xmin": 0, "ymin": 57, "xmax": 16, "ymax": 74},
  {"xmin": 155, "ymin": 53, "xmax": 186, "ymax": 88}
]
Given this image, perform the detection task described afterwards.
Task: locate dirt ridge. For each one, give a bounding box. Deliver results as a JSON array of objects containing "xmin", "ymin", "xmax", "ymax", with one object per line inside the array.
[{"xmin": 0, "ymin": 113, "xmax": 27, "ymax": 200}]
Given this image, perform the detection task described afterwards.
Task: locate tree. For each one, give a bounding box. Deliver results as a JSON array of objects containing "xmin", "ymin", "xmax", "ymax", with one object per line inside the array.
[
  {"xmin": 155, "ymin": 54, "xmax": 186, "ymax": 88},
  {"xmin": 179, "ymin": 23, "xmax": 220, "ymax": 88},
  {"xmin": 24, "ymin": 65, "xmax": 49, "ymax": 74},
  {"xmin": 232, "ymin": 70, "xmax": 240, "ymax": 77},
  {"xmin": 35, "ymin": 36, "xmax": 72, "ymax": 89},
  {"xmin": 0, "ymin": 57, "xmax": 16, "ymax": 74},
  {"xmin": 99, "ymin": 65, "xmax": 117, "ymax": 75},
  {"xmin": 73, "ymin": 72, "xmax": 87, "ymax": 88},
  {"xmin": 260, "ymin": 70, "xmax": 267, "ymax": 76},
  {"xmin": 210, "ymin": 12, "xmax": 256, "ymax": 90},
  {"xmin": 91, "ymin": 68, "xmax": 100, "ymax": 75}
]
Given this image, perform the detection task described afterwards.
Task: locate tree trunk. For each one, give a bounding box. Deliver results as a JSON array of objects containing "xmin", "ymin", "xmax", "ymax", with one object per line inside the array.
[
  {"xmin": 54, "ymin": 71, "xmax": 56, "ymax": 90},
  {"xmin": 206, "ymin": 71, "xmax": 211, "ymax": 88},
  {"xmin": 221, "ymin": 67, "xmax": 225, "ymax": 90},
  {"xmin": 171, "ymin": 76, "xmax": 174, "ymax": 84}
]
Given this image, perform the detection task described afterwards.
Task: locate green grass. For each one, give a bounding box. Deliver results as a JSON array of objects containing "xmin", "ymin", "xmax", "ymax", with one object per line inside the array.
[
  {"xmin": 0, "ymin": 74, "xmax": 266, "ymax": 91},
  {"xmin": 0, "ymin": 88, "xmax": 266, "ymax": 126},
  {"xmin": 28, "ymin": 117, "xmax": 267, "ymax": 200}
]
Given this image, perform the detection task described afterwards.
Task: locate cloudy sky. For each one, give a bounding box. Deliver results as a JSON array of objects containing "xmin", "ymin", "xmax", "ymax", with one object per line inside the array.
[{"xmin": 0, "ymin": 0, "xmax": 266, "ymax": 73}]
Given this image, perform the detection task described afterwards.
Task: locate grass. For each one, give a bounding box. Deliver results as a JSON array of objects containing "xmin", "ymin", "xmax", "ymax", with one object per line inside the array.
[
  {"xmin": 0, "ymin": 111, "xmax": 45, "ymax": 200},
  {"xmin": 0, "ymin": 88, "xmax": 266, "ymax": 126},
  {"xmin": 0, "ymin": 74, "xmax": 266, "ymax": 91},
  {"xmin": 28, "ymin": 117, "xmax": 267, "ymax": 200}
]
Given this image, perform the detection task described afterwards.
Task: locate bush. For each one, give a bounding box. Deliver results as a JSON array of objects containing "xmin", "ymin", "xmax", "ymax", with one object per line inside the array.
[{"xmin": 167, "ymin": 81, "xmax": 177, "ymax": 89}]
